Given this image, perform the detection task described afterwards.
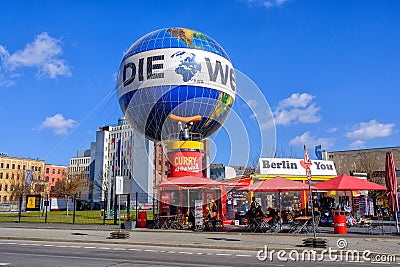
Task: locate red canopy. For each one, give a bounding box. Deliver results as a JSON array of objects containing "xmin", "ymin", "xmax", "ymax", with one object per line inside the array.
[
  {"xmin": 314, "ymin": 174, "xmax": 387, "ymax": 191},
  {"xmin": 239, "ymin": 176, "xmax": 314, "ymax": 192},
  {"xmin": 222, "ymin": 177, "xmax": 251, "ymax": 187},
  {"xmin": 159, "ymin": 176, "xmax": 223, "ymax": 187}
]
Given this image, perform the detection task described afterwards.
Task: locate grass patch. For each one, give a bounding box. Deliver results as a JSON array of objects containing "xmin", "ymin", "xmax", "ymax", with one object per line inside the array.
[{"xmin": 0, "ymin": 210, "xmax": 155, "ymax": 225}]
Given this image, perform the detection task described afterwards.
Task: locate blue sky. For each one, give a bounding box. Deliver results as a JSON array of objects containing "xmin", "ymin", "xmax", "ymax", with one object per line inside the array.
[{"xmin": 1, "ymin": 0, "xmax": 399, "ymax": 166}]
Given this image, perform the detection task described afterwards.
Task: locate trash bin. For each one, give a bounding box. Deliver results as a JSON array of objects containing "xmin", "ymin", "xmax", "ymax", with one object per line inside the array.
[
  {"xmin": 333, "ymin": 210, "xmax": 347, "ymax": 234},
  {"xmin": 137, "ymin": 211, "xmax": 147, "ymax": 228}
]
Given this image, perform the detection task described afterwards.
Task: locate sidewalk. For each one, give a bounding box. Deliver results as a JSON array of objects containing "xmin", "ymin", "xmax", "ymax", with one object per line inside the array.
[{"xmin": 0, "ymin": 223, "xmax": 399, "ymax": 256}]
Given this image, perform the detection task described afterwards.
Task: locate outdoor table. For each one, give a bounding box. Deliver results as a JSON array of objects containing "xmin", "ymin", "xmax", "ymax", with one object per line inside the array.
[
  {"xmin": 289, "ymin": 216, "xmax": 312, "ymax": 233},
  {"xmin": 248, "ymin": 216, "xmax": 272, "ymax": 233}
]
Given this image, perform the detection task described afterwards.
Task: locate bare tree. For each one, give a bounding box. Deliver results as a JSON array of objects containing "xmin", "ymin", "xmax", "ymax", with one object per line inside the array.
[
  {"xmin": 356, "ymin": 152, "xmax": 382, "ymax": 184},
  {"xmin": 52, "ymin": 173, "xmax": 83, "ymax": 216},
  {"xmin": 356, "ymin": 151, "xmax": 385, "ymax": 205}
]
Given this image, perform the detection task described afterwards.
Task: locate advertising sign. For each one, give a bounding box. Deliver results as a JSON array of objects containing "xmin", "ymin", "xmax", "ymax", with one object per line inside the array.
[
  {"xmin": 194, "ymin": 199, "xmax": 203, "ymax": 226},
  {"xmin": 25, "ymin": 170, "xmax": 33, "ymax": 185},
  {"xmin": 259, "ymin": 158, "xmax": 337, "ymax": 176},
  {"xmin": 115, "ymin": 176, "xmax": 124, "ymax": 195},
  {"xmin": 115, "ymin": 176, "xmax": 133, "ymax": 195},
  {"xmin": 168, "ymin": 151, "xmax": 203, "ymax": 177},
  {"xmin": 26, "ymin": 195, "xmax": 41, "ymax": 211}
]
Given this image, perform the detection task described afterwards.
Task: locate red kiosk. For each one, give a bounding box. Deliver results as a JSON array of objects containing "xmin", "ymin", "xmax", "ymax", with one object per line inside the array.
[{"xmin": 157, "ymin": 115, "xmax": 227, "ymax": 229}]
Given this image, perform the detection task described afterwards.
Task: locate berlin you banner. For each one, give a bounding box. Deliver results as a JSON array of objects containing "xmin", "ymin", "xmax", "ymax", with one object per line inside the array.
[{"xmin": 259, "ymin": 158, "xmax": 337, "ymax": 177}]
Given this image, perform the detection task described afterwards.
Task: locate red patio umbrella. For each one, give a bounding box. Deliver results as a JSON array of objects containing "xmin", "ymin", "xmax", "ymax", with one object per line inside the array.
[
  {"xmin": 222, "ymin": 177, "xmax": 251, "ymax": 187},
  {"xmin": 384, "ymin": 152, "xmax": 399, "ymax": 233},
  {"xmin": 314, "ymin": 174, "xmax": 387, "ymax": 191},
  {"xmin": 239, "ymin": 176, "xmax": 315, "ymax": 229},
  {"xmin": 239, "ymin": 176, "xmax": 314, "ymax": 192}
]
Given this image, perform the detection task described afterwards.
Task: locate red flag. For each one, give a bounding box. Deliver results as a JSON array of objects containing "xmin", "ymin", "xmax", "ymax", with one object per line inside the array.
[
  {"xmin": 304, "ymin": 145, "xmax": 311, "ymax": 165},
  {"xmin": 303, "ymin": 145, "xmax": 312, "ymax": 181}
]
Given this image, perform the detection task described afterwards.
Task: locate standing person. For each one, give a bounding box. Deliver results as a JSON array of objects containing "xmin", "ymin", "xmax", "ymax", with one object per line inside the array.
[
  {"xmin": 209, "ymin": 200, "xmax": 217, "ymax": 229},
  {"xmin": 250, "ymin": 197, "xmax": 258, "ymax": 210}
]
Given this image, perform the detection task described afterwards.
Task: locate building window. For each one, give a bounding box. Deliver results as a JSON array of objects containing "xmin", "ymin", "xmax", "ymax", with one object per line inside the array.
[
  {"xmin": 0, "ymin": 173, "xmax": 2, "ymax": 178},
  {"xmin": 12, "ymin": 164, "xmax": 15, "ymax": 169},
  {"xmin": 4, "ymin": 185, "xmax": 7, "ymax": 191},
  {"xmin": 52, "ymin": 169, "xmax": 55, "ymax": 174},
  {"xmin": 0, "ymin": 163, "xmax": 3, "ymax": 168},
  {"xmin": 46, "ymin": 168, "xmax": 49, "ymax": 174},
  {"xmin": 58, "ymin": 169, "xmax": 60, "ymax": 174},
  {"xmin": 5, "ymin": 173, "xmax": 8, "ymax": 179},
  {"xmin": 6, "ymin": 164, "xmax": 9, "ymax": 169},
  {"xmin": 52, "ymin": 178, "xmax": 55, "ymax": 182},
  {"xmin": 18, "ymin": 165, "xmax": 20, "ymax": 170}
]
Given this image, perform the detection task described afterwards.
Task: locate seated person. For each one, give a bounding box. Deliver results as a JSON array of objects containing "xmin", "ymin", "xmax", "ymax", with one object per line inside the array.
[
  {"xmin": 246, "ymin": 204, "xmax": 265, "ymax": 218},
  {"xmin": 246, "ymin": 206, "xmax": 256, "ymax": 219},
  {"xmin": 188, "ymin": 209, "xmax": 195, "ymax": 229},
  {"xmin": 254, "ymin": 205, "xmax": 265, "ymax": 217},
  {"xmin": 267, "ymin": 207, "xmax": 278, "ymax": 218}
]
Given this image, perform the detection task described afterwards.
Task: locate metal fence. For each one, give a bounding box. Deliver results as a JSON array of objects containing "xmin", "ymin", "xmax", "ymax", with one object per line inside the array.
[{"xmin": 0, "ymin": 193, "xmax": 156, "ymax": 225}]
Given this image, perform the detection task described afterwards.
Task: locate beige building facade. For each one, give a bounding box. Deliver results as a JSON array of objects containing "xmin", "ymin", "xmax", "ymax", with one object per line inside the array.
[{"xmin": 0, "ymin": 155, "xmax": 46, "ymax": 203}]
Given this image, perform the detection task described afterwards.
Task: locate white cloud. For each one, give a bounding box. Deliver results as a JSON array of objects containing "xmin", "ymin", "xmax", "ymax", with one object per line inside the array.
[
  {"xmin": 346, "ymin": 120, "xmax": 394, "ymax": 140},
  {"xmin": 0, "ymin": 32, "xmax": 71, "ymax": 84},
  {"xmin": 245, "ymin": 0, "xmax": 289, "ymax": 8},
  {"xmin": 278, "ymin": 92, "xmax": 314, "ymax": 108},
  {"xmin": 40, "ymin": 114, "xmax": 76, "ymax": 135},
  {"xmin": 348, "ymin": 140, "xmax": 366, "ymax": 149},
  {"xmin": 327, "ymin": 127, "xmax": 339, "ymax": 133},
  {"xmin": 289, "ymin": 131, "xmax": 334, "ymax": 150},
  {"xmin": 273, "ymin": 93, "xmax": 321, "ymax": 125}
]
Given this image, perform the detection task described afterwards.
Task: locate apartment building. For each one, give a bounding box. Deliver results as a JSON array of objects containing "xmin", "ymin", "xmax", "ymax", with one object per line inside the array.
[
  {"xmin": 69, "ymin": 150, "xmax": 91, "ymax": 201},
  {"xmin": 89, "ymin": 118, "xmax": 154, "ymax": 207},
  {"xmin": 0, "ymin": 155, "xmax": 45, "ymax": 203},
  {"xmin": 327, "ymin": 146, "xmax": 400, "ymax": 184},
  {"xmin": 44, "ymin": 164, "xmax": 68, "ymax": 197}
]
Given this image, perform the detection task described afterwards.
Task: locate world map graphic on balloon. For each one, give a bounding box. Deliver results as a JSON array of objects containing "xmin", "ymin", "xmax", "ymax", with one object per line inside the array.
[
  {"xmin": 172, "ymin": 51, "xmax": 201, "ymax": 82},
  {"xmin": 116, "ymin": 28, "xmax": 236, "ymax": 141}
]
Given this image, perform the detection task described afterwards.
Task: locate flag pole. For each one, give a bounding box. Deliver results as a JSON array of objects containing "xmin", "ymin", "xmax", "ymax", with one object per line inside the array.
[
  {"xmin": 308, "ymin": 169, "xmax": 316, "ymax": 240},
  {"xmin": 304, "ymin": 145, "xmax": 316, "ymax": 240}
]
